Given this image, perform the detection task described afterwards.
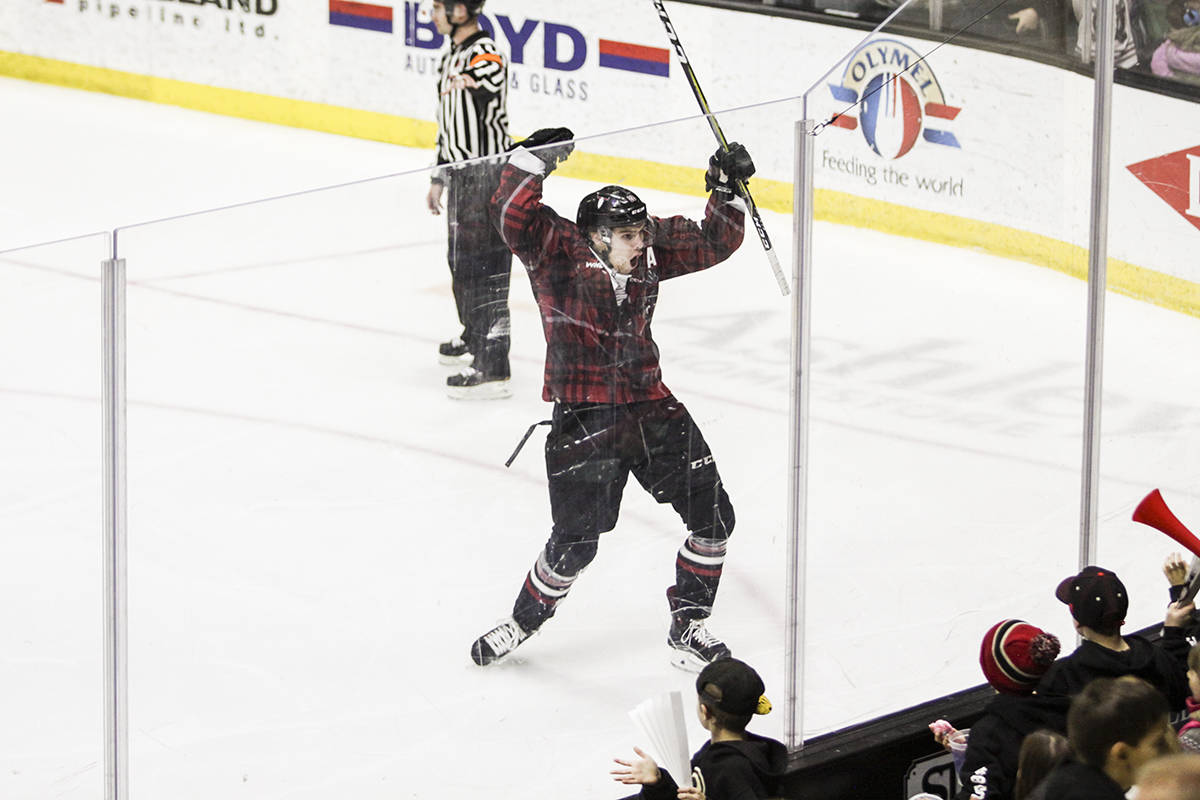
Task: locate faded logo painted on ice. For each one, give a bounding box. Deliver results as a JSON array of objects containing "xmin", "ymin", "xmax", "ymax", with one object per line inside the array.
[{"xmin": 827, "ymin": 39, "xmax": 961, "ymax": 160}]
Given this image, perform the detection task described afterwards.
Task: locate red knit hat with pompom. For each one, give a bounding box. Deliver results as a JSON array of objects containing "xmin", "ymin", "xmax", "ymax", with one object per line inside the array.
[{"xmin": 979, "ymin": 619, "xmax": 1061, "ymax": 695}]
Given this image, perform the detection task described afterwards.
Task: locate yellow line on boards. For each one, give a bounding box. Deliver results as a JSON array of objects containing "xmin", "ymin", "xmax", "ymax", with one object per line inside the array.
[
  {"xmin": 811, "ymin": 190, "xmax": 1200, "ymax": 320},
  {"xmin": 2, "ymin": 50, "xmax": 1196, "ymax": 319},
  {"xmin": 0, "ymin": 51, "xmax": 434, "ymax": 146}
]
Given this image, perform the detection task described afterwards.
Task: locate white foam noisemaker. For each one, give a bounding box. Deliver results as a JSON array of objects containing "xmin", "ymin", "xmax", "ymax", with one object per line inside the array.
[{"xmin": 628, "ymin": 690, "xmax": 691, "ymax": 786}]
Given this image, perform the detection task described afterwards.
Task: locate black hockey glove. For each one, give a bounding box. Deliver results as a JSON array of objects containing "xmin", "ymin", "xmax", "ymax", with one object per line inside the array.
[
  {"xmin": 516, "ymin": 127, "xmax": 575, "ymax": 173},
  {"xmin": 705, "ymin": 142, "xmax": 755, "ymax": 196}
]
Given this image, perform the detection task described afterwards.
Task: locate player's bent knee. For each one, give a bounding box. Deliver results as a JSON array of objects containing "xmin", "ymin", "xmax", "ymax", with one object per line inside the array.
[{"xmin": 545, "ymin": 535, "xmax": 600, "ymax": 574}]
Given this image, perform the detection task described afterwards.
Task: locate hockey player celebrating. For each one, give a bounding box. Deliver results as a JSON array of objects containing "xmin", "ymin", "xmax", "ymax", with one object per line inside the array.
[{"xmin": 470, "ymin": 127, "xmax": 756, "ymax": 671}]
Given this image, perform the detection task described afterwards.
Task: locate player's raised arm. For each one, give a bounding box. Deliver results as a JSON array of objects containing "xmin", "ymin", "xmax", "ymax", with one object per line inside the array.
[
  {"xmin": 490, "ymin": 127, "xmax": 575, "ymax": 267},
  {"xmin": 652, "ymin": 143, "xmax": 755, "ymax": 281}
]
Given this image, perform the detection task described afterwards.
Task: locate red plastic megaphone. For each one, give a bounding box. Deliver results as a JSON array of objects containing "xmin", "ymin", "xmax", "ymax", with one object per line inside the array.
[{"xmin": 1133, "ymin": 489, "xmax": 1200, "ymax": 560}]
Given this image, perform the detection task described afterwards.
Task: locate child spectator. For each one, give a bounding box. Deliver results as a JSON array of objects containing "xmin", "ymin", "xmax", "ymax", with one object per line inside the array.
[
  {"xmin": 1038, "ymin": 676, "xmax": 1178, "ymax": 799},
  {"xmin": 1012, "ymin": 729, "xmax": 1069, "ymax": 800},
  {"xmin": 1151, "ymin": 0, "xmax": 1200, "ymax": 83},
  {"xmin": 611, "ymin": 658, "xmax": 788, "ymax": 800},
  {"xmin": 1177, "ymin": 643, "xmax": 1200, "ymax": 752},
  {"xmin": 954, "ymin": 620, "xmax": 1069, "ymax": 800},
  {"xmin": 1036, "ymin": 566, "xmax": 1193, "ymax": 709}
]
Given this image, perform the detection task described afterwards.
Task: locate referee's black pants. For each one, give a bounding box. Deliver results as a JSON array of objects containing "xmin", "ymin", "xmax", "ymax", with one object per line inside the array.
[{"xmin": 446, "ymin": 160, "xmax": 511, "ymax": 379}]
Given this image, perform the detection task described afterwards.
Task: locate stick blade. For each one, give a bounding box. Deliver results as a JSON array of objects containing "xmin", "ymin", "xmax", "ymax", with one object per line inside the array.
[{"xmin": 767, "ymin": 248, "xmax": 790, "ymax": 296}]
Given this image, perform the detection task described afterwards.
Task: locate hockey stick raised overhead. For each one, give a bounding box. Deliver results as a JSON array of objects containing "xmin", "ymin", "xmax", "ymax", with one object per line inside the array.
[{"xmin": 650, "ymin": 0, "xmax": 790, "ymax": 297}]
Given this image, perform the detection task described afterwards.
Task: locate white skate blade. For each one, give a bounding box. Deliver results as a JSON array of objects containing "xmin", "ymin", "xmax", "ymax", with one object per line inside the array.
[
  {"xmin": 447, "ymin": 379, "xmax": 512, "ymax": 401},
  {"xmin": 668, "ymin": 648, "xmax": 708, "ymax": 673},
  {"xmin": 438, "ymin": 352, "xmax": 474, "ymax": 367}
]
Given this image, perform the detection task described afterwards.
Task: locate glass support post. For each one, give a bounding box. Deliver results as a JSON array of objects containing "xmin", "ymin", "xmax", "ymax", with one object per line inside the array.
[
  {"xmin": 1080, "ymin": 0, "xmax": 1116, "ymax": 570},
  {"xmin": 786, "ymin": 116, "xmax": 818, "ymax": 754},
  {"xmin": 101, "ymin": 254, "xmax": 128, "ymax": 800}
]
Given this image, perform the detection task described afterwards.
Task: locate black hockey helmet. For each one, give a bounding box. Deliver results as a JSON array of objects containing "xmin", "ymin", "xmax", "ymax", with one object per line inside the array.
[
  {"xmin": 576, "ymin": 186, "xmax": 648, "ymax": 232},
  {"xmin": 445, "ymin": 0, "xmax": 485, "ymax": 17}
]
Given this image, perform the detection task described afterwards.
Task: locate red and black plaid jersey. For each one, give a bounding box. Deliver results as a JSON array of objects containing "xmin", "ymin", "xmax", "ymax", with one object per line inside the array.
[{"xmin": 491, "ymin": 162, "xmax": 746, "ymax": 404}]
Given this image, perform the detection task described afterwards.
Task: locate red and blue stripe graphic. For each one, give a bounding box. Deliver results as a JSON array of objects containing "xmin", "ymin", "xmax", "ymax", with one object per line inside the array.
[
  {"xmin": 330, "ymin": 0, "xmax": 393, "ymax": 33},
  {"xmin": 826, "ymin": 81, "xmax": 961, "ymax": 154},
  {"xmin": 922, "ymin": 102, "xmax": 960, "ymax": 147},
  {"xmin": 598, "ymin": 39, "xmax": 670, "ymax": 77}
]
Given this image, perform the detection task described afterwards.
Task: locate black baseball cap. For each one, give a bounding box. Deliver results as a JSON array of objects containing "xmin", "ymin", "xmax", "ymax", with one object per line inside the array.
[
  {"xmin": 1055, "ymin": 566, "xmax": 1128, "ymax": 629},
  {"xmin": 696, "ymin": 658, "xmax": 772, "ymax": 716}
]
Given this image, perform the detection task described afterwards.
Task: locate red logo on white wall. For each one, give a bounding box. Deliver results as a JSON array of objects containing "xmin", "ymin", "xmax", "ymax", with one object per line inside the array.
[{"xmin": 1127, "ymin": 145, "xmax": 1200, "ymax": 234}]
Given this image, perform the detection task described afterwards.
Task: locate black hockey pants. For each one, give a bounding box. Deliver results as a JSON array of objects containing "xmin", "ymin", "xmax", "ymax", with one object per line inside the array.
[{"xmin": 511, "ymin": 397, "xmax": 735, "ymax": 631}]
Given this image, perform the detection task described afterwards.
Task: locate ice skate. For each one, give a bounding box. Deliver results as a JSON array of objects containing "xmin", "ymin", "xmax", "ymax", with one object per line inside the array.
[
  {"xmin": 447, "ymin": 366, "xmax": 511, "ymax": 400},
  {"xmin": 471, "ymin": 617, "xmax": 531, "ymax": 666},
  {"xmin": 438, "ymin": 336, "xmax": 474, "ymax": 366},
  {"xmin": 668, "ymin": 617, "xmax": 731, "ymax": 672}
]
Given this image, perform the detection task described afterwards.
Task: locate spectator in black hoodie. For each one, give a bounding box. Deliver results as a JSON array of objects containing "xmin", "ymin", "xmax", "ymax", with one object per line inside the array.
[
  {"xmin": 612, "ymin": 658, "xmax": 788, "ymax": 800},
  {"xmin": 955, "ymin": 619, "xmax": 1070, "ymax": 800},
  {"xmin": 1036, "ymin": 566, "xmax": 1193, "ymax": 709},
  {"xmin": 1038, "ymin": 676, "xmax": 1178, "ymax": 800}
]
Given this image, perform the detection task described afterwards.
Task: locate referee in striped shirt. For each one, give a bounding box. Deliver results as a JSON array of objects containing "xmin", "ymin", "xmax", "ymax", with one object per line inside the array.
[{"xmin": 426, "ymin": 0, "xmax": 514, "ymax": 399}]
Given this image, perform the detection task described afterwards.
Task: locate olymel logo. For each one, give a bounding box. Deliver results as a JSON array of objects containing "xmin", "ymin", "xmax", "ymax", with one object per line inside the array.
[
  {"xmin": 827, "ymin": 39, "xmax": 961, "ymax": 160},
  {"xmin": 1127, "ymin": 145, "xmax": 1200, "ymax": 233}
]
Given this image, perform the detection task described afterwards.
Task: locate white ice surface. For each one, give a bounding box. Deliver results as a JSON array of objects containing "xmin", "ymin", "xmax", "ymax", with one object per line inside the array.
[{"xmin": 2, "ymin": 76, "xmax": 1199, "ymax": 799}]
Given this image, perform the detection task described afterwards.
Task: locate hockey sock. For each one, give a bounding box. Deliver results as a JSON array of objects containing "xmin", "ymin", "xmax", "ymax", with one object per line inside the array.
[
  {"xmin": 670, "ymin": 534, "xmax": 728, "ymax": 619},
  {"xmin": 513, "ymin": 536, "xmax": 598, "ymax": 629}
]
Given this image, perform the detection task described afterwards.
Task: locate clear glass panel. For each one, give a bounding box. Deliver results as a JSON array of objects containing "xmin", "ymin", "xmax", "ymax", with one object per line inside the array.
[
  {"xmin": 1097, "ymin": 81, "xmax": 1200, "ymax": 623},
  {"xmin": 116, "ymin": 101, "xmax": 798, "ymax": 797},
  {"xmin": 0, "ymin": 233, "xmax": 108, "ymax": 799},
  {"xmin": 799, "ymin": 0, "xmax": 1093, "ymax": 735},
  {"xmin": 938, "ymin": 0, "xmax": 1077, "ymax": 57}
]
